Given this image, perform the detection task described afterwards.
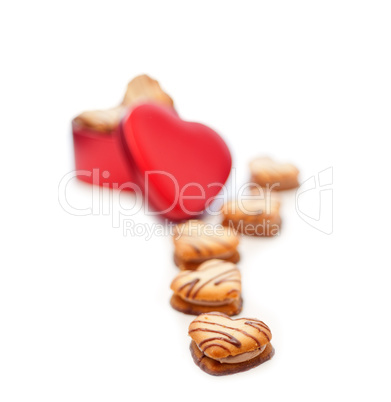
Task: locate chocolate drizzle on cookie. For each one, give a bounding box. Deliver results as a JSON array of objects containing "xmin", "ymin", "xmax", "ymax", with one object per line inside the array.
[
  {"xmin": 178, "ymin": 278, "xmax": 200, "ymax": 298},
  {"xmin": 191, "ymin": 268, "xmax": 237, "ymax": 298},
  {"xmin": 188, "ymin": 312, "xmax": 272, "ymax": 360},
  {"xmin": 190, "ymin": 328, "xmax": 242, "ymax": 349},
  {"xmin": 190, "ymin": 319, "xmax": 262, "ymax": 349},
  {"xmin": 244, "ymin": 320, "xmax": 271, "ymax": 341},
  {"xmin": 214, "ymin": 276, "xmax": 240, "ymax": 286},
  {"xmin": 171, "ymin": 260, "xmax": 241, "ymax": 302},
  {"xmin": 173, "ymin": 220, "xmax": 240, "ymax": 265}
]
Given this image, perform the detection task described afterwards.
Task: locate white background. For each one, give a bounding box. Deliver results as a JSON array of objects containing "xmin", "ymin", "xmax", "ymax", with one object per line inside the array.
[{"xmin": 1, "ymin": 1, "xmax": 391, "ymax": 401}]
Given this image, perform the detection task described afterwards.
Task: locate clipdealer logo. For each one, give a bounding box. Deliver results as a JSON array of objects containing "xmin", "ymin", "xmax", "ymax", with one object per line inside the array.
[
  {"xmin": 58, "ymin": 167, "xmax": 333, "ymax": 235},
  {"xmin": 295, "ymin": 167, "xmax": 333, "ymax": 235}
]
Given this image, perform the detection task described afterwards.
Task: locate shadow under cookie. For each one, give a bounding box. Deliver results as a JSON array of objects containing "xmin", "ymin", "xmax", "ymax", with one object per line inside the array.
[
  {"xmin": 170, "ymin": 294, "xmax": 243, "ymax": 316},
  {"xmin": 190, "ymin": 340, "xmax": 274, "ymax": 376},
  {"xmin": 174, "ymin": 251, "xmax": 241, "ymax": 271}
]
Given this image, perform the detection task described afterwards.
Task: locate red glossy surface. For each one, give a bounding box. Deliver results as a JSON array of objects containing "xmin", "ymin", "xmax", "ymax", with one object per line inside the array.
[
  {"xmin": 72, "ymin": 122, "xmax": 135, "ymax": 189},
  {"xmin": 120, "ymin": 104, "xmax": 232, "ymax": 221}
]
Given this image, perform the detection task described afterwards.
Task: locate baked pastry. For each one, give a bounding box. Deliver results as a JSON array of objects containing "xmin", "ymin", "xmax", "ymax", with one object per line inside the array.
[
  {"xmin": 173, "ymin": 220, "xmax": 240, "ymax": 270},
  {"xmin": 170, "ymin": 259, "xmax": 242, "ymax": 316},
  {"xmin": 189, "ymin": 312, "xmax": 274, "ymax": 375},
  {"xmin": 221, "ymin": 198, "xmax": 281, "ymax": 237},
  {"xmin": 250, "ymin": 156, "xmax": 299, "ymax": 191},
  {"xmin": 121, "ymin": 74, "xmax": 174, "ymax": 108},
  {"xmin": 73, "ymin": 105, "xmax": 126, "ymax": 132},
  {"xmin": 74, "ymin": 74, "xmax": 174, "ymax": 132}
]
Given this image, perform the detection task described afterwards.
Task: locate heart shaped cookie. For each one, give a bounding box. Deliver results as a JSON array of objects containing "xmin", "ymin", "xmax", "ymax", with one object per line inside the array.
[
  {"xmin": 188, "ymin": 312, "xmax": 274, "ymax": 375},
  {"xmin": 221, "ymin": 198, "xmax": 281, "ymax": 237},
  {"xmin": 170, "ymin": 259, "xmax": 242, "ymax": 316},
  {"xmin": 250, "ymin": 156, "xmax": 299, "ymax": 191},
  {"xmin": 121, "ymin": 105, "xmax": 232, "ymax": 221},
  {"xmin": 173, "ymin": 220, "xmax": 240, "ymax": 270}
]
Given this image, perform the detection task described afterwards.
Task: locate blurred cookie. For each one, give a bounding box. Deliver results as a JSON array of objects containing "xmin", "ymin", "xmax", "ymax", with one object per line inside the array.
[
  {"xmin": 74, "ymin": 74, "xmax": 173, "ymax": 132},
  {"xmin": 173, "ymin": 220, "xmax": 240, "ymax": 270},
  {"xmin": 188, "ymin": 312, "xmax": 274, "ymax": 375},
  {"xmin": 173, "ymin": 251, "xmax": 240, "ymax": 271},
  {"xmin": 221, "ymin": 198, "xmax": 281, "ymax": 237},
  {"xmin": 170, "ymin": 259, "xmax": 243, "ymax": 316},
  {"xmin": 250, "ymin": 156, "xmax": 299, "ymax": 190},
  {"xmin": 73, "ymin": 105, "xmax": 126, "ymax": 132},
  {"xmin": 121, "ymin": 74, "xmax": 174, "ymax": 108}
]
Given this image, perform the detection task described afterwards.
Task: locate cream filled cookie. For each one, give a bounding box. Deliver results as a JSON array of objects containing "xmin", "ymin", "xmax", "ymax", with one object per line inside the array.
[
  {"xmin": 173, "ymin": 220, "xmax": 240, "ymax": 270},
  {"xmin": 250, "ymin": 156, "xmax": 299, "ymax": 191},
  {"xmin": 188, "ymin": 312, "xmax": 274, "ymax": 375},
  {"xmin": 170, "ymin": 259, "xmax": 242, "ymax": 316},
  {"xmin": 221, "ymin": 198, "xmax": 281, "ymax": 237}
]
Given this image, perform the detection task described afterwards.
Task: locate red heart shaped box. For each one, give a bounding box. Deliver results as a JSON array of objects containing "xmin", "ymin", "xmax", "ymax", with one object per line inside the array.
[
  {"xmin": 120, "ymin": 104, "xmax": 232, "ymax": 221},
  {"xmin": 72, "ymin": 121, "xmax": 135, "ymax": 189},
  {"xmin": 72, "ymin": 103, "xmax": 232, "ymax": 221}
]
